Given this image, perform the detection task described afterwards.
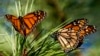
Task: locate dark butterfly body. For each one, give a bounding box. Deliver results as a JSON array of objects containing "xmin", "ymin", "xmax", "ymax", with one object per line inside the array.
[
  {"xmin": 54, "ymin": 18, "xmax": 96, "ymax": 53},
  {"xmin": 5, "ymin": 10, "xmax": 46, "ymax": 36}
]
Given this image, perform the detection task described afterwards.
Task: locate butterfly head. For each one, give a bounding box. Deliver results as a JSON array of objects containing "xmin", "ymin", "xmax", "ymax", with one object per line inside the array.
[
  {"xmin": 18, "ymin": 16, "xmax": 23, "ymax": 19},
  {"xmin": 18, "ymin": 16, "xmax": 23, "ymax": 22}
]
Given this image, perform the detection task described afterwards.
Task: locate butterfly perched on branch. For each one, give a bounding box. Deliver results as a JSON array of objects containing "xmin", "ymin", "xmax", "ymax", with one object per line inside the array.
[
  {"xmin": 5, "ymin": 10, "xmax": 46, "ymax": 36},
  {"xmin": 53, "ymin": 18, "xmax": 96, "ymax": 53}
]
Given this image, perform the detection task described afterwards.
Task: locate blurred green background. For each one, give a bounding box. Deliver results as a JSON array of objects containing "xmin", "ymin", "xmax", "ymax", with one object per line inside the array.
[{"xmin": 0, "ymin": 0, "xmax": 100, "ymax": 56}]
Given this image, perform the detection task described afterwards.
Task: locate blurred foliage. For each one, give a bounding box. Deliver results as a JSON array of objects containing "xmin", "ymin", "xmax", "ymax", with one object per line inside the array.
[{"xmin": 0, "ymin": 0, "xmax": 100, "ymax": 56}]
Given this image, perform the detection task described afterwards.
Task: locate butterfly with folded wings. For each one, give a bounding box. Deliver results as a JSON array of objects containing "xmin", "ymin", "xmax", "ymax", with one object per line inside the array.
[{"xmin": 54, "ymin": 18, "xmax": 96, "ymax": 53}]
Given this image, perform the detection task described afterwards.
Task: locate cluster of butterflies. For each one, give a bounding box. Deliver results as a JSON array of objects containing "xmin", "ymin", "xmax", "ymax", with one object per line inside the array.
[{"xmin": 5, "ymin": 10, "xmax": 96, "ymax": 53}]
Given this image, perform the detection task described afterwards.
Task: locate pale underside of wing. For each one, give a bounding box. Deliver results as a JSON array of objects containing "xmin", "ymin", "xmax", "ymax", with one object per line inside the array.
[
  {"xmin": 56, "ymin": 18, "xmax": 88, "ymax": 52},
  {"xmin": 57, "ymin": 28, "xmax": 79, "ymax": 52},
  {"xmin": 55, "ymin": 18, "xmax": 96, "ymax": 53}
]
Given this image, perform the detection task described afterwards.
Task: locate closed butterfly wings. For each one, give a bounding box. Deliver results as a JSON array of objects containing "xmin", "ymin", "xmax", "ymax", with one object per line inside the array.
[
  {"xmin": 55, "ymin": 18, "xmax": 96, "ymax": 53},
  {"xmin": 5, "ymin": 10, "xmax": 46, "ymax": 36}
]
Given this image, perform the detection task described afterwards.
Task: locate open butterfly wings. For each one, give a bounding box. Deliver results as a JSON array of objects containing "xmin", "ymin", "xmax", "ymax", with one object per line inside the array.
[
  {"xmin": 5, "ymin": 10, "xmax": 46, "ymax": 36},
  {"xmin": 55, "ymin": 18, "xmax": 96, "ymax": 53}
]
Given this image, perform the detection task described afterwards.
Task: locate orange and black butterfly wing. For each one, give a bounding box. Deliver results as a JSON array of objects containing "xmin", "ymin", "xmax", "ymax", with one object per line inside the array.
[
  {"xmin": 64, "ymin": 18, "xmax": 87, "ymax": 30},
  {"xmin": 54, "ymin": 18, "xmax": 87, "ymax": 40},
  {"xmin": 56, "ymin": 18, "xmax": 87, "ymax": 52},
  {"xmin": 79, "ymin": 25, "xmax": 96, "ymax": 38},
  {"xmin": 5, "ymin": 14, "xmax": 22, "ymax": 34},
  {"xmin": 5, "ymin": 10, "xmax": 46, "ymax": 36},
  {"xmin": 77, "ymin": 25, "xmax": 96, "ymax": 47},
  {"xmin": 22, "ymin": 10, "xmax": 46, "ymax": 36},
  {"xmin": 54, "ymin": 18, "xmax": 96, "ymax": 53},
  {"xmin": 5, "ymin": 14, "xmax": 30, "ymax": 36}
]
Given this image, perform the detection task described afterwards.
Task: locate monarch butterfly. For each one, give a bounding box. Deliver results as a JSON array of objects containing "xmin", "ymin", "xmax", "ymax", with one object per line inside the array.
[
  {"xmin": 54, "ymin": 18, "xmax": 96, "ymax": 53},
  {"xmin": 5, "ymin": 10, "xmax": 46, "ymax": 36}
]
